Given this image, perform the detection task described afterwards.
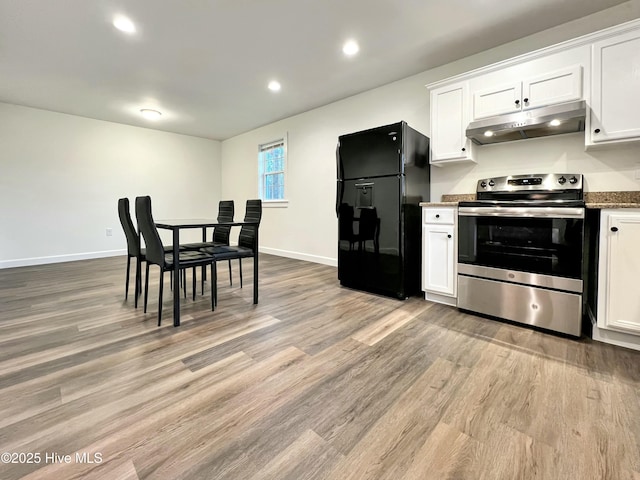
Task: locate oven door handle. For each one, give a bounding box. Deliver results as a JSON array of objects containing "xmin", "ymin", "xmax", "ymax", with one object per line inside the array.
[{"xmin": 458, "ymin": 206, "xmax": 584, "ymax": 219}]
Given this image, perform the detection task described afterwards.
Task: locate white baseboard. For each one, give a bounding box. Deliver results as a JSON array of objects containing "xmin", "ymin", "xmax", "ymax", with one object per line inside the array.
[
  {"xmin": 424, "ymin": 290, "xmax": 457, "ymax": 307},
  {"xmin": 260, "ymin": 246, "xmax": 337, "ymax": 267},
  {"xmin": 1, "ymin": 246, "xmax": 338, "ymax": 270},
  {"xmin": 0, "ymin": 249, "xmax": 126, "ymax": 269},
  {"xmin": 592, "ymin": 323, "xmax": 640, "ymax": 352}
]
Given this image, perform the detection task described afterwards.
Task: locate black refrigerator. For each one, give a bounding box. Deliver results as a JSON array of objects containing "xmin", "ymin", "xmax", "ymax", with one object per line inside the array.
[{"xmin": 336, "ymin": 121, "xmax": 430, "ymax": 299}]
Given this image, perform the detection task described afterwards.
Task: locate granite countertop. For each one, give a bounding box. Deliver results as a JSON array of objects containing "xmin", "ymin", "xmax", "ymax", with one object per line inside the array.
[
  {"xmin": 584, "ymin": 192, "xmax": 640, "ymax": 209},
  {"xmin": 419, "ymin": 201, "xmax": 458, "ymax": 207},
  {"xmin": 420, "ymin": 194, "xmax": 475, "ymax": 207},
  {"xmin": 420, "ymin": 191, "xmax": 640, "ymax": 209}
]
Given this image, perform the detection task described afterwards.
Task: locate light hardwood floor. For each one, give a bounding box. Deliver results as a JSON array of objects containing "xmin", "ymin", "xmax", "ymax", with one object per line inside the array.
[{"xmin": 0, "ymin": 254, "xmax": 639, "ymax": 480}]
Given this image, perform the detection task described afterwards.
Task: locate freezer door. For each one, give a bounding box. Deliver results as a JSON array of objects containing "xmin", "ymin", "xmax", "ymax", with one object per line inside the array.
[
  {"xmin": 338, "ymin": 176, "xmax": 404, "ymax": 298},
  {"xmin": 338, "ymin": 123, "xmax": 403, "ymax": 179}
]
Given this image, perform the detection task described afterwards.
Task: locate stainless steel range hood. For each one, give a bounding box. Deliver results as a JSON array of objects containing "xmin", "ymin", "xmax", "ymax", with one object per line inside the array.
[{"xmin": 466, "ymin": 100, "xmax": 586, "ymax": 145}]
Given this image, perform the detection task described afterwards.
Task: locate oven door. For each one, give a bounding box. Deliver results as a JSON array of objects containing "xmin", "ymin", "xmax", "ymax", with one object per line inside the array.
[{"xmin": 458, "ymin": 206, "xmax": 585, "ymax": 280}]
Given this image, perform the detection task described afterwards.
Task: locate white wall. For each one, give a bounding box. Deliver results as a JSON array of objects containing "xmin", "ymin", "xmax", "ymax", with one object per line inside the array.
[
  {"xmin": 0, "ymin": 103, "xmax": 222, "ymax": 268},
  {"xmin": 221, "ymin": 3, "xmax": 640, "ymax": 266}
]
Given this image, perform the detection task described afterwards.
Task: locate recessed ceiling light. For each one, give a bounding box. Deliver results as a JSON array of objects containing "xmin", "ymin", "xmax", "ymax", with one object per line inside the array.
[
  {"xmin": 113, "ymin": 15, "xmax": 136, "ymax": 34},
  {"xmin": 549, "ymin": 119, "xmax": 561, "ymax": 127},
  {"xmin": 268, "ymin": 80, "xmax": 281, "ymax": 92},
  {"xmin": 342, "ymin": 40, "xmax": 359, "ymax": 56},
  {"xmin": 140, "ymin": 109, "xmax": 161, "ymax": 120},
  {"xmin": 484, "ymin": 130, "xmax": 494, "ymax": 137}
]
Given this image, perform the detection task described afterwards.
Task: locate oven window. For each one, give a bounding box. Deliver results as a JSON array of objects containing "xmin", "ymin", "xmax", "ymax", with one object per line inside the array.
[{"xmin": 458, "ymin": 215, "xmax": 584, "ymax": 279}]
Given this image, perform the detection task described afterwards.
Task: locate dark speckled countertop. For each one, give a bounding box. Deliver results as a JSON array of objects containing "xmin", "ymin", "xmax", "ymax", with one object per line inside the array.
[
  {"xmin": 420, "ymin": 192, "xmax": 640, "ymax": 208},
  {"xmin": 584, "ymin": 191, "xmax": 640, "ymax": 209}
]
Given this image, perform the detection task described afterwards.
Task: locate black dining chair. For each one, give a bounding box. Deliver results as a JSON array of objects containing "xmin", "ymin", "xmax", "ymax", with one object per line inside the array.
[
  {"xmin": 135, "ymin": 196, "xmax": 216, "ymax": 325},
  {"xmin": 117, "ymin": 198, "xmax": 144, "ymax": 305},
  {"xmin": 118, "ymin": 197, "xmax": 187, "ymax": 307},
  {"xmin": 201, "ymin": 199, "xmax": 262, "ymax": 306},
  {"xmin": 338, "ymin": 203, "xmax": 358, "ymax": 251},
  {"xmin": 180, "ymin": 200, "xmax": 235, "ymax": 285},
  {"xmin": 356, "ymin": 207, "xmax": 380, "ymax": 253}
]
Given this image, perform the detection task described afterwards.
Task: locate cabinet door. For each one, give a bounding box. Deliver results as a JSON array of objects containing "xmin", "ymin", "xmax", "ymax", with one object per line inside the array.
[
  {"xmin": 591, "ymin": 29, "xmax": 640, "ymax": 143},
  {"xmin": 600, "ymin": 213, "xmax": 640, "ymax": 333},
  {"xmin": 422, "ymin": 224, "xmax": 455, "ymax": 295},
  {"xmin": 522, "ymin": 65, "xmax": 582, "ymax": 110},
  {"xmin": 472, "ymin": 81, "xmax": 521, "ymax": 120},
  {"xmin": 430, "ymin": 83, "xmax": 474, "ymax": 163}
]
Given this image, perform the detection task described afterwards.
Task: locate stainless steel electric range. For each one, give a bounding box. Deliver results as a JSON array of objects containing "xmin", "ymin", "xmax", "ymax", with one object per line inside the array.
[{"xmin": 457, "ymin": 173, "xmax": 585, "ymax": 336}]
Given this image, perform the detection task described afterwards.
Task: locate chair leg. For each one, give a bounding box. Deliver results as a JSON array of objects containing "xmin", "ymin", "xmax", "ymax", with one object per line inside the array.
[
  {"xmin": 192, "ymin": 267, "xmax": 196, "ymax": 301},
  {"xmin": 202, "ymin": 266, "xmax": 205, "ymax": 295},
  {"xmin": 228, "ymin": 260, "xmax": 233, "ymax": 286},
  {"xmin": 214, "ymin": 262, "xmax": 218, "ymax": 307},
  {"xmin": 135, "ymin": 257, "xmax": 142, "ymax": 308},
  {"xmin": 158, "ymin": 270, "xmax": 164, "ymax": 326},
  {"xmin": 144, "ymin": 263, "xmax": 150, "ymax": 313},
  {"xmin": 239, "ymin": 258, "xmax": 243, "ymax": 288},
  {"xmin": 125, "ymin": 256, "xmax": 131, "ymax": 300},
  {"xmin": 183, "ymin": 269, "xmax": 187, "ymax": 299},
  {"xmin": 211, "ymin": 263, "xmax": 216, "ymax": 311}
]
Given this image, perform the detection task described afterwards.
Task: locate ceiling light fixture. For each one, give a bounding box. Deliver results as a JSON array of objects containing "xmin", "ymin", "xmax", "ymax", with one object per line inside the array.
[
  {"xmin": 342, "ymin": 40, "xmax": 359, "ymax": 56},
  {"xmin": 268, "ymin": 80, "xmax": 281, "ymax": 92},
  {"xmin": 113, "ymin": 15, "xmax": 136, "ymax": 34},
  {"xmin": 140, "ymin": 108, "xmax": 162, "ymax": 120},
  {"xmin": 549, "ymin": 119, "xmax": 561, "ymax": 127}
]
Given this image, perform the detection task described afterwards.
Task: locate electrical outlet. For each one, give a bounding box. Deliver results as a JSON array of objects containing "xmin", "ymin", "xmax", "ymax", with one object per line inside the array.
[
  {"xmin": 106, "ymin": 228, "xmax": 113, "ymax": 237},
  {"xmin": 635, "ymin": 166, "xmax": 640, "ymax": 181}
]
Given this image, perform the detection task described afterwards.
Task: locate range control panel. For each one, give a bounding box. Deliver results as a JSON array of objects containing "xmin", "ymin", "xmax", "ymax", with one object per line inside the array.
[{"xmin": 476, "ymin": 173, "xmax": 583, "ymax": 193}]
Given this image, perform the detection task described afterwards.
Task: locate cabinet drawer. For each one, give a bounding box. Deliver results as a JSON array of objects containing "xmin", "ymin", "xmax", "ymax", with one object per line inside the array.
[{"xmin": 423, "ymin": 208, "xmax": 455, "ymax": 225}]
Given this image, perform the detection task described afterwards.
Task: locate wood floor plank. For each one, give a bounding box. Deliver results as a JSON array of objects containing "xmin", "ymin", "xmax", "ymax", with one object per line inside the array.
[
  {"xmin": 0, "ymin": 254, "xmax": 639, "ymax": 480},
  {"xmin": 401, "ymin": 421, "xmax": 480, "ymax": 480},
  {"xmin": 351, "ymin": 300, "xmax": 433, "ymax": 346},
  {"xmin": 324, "ymin": 356, "xmax": 472, "ymax": 480},
  {"xmin": 249, "ymin": 429, "xmax": 344, "ymax": 480}
]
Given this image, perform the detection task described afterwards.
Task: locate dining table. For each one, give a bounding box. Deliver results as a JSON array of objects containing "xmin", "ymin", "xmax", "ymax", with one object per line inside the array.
[{"xmin": 155, "ymin": 218, "xmax": 259, "ymax": 327}]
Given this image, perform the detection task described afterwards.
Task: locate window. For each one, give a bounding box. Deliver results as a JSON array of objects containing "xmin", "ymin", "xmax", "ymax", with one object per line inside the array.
[{"xmin": 258, "ymin": 136, "xmax": 287, "ymax": 206}]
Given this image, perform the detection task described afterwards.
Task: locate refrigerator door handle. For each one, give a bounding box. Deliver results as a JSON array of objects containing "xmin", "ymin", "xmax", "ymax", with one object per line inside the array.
[{"xmin": 336, "ymin": 142, "xmax": 344, "ymax": 217}]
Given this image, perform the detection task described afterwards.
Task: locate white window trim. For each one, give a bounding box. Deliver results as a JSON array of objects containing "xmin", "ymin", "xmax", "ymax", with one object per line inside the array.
[
  {"xmin": 258, "ymin": 133, "xmax": 289, "ymax": 207},
  {"xmin": 262, "ymin": 199, "xmax": 289, "ymax": 208}
]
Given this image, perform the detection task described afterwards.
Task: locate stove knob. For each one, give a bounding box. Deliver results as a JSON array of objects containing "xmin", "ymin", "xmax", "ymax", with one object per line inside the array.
[
  {"xmin": 558, "ymin": 176, "xmax": 567, "ymax": 184},
  {"xmin": 569, "ymin": 176, "xmax": 578, "ymax": 184},
  {"xmin": 488, "ymin": 180, "xmax": 495, "ymax": 187},
  {"xmin": 480, "ymin": 181, "xmax": 487, "ymax": 188}
]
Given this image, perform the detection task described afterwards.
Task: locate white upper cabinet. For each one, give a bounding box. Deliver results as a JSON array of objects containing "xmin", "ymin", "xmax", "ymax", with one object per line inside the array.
[
  {"xmin": 523, "ymin": 65, "xmax": 583, "ymax": 109},
  {"xmin": 472, "ymin": 82, "xmax": 521, "ymax": 119},
  {"xmin": 426, "ymin": 19, "xmax": 640, "ymax": 160},
  {"xmin": 589, "ymin": 27, "xmax": 640, "ymax": 145},
  {"xmin": 472, "ymin": 65, "xmax": 583, "ymax": 120},
  {"xmin": 429, "ymin": 82, "xmax": 475, "ymax": 165}
]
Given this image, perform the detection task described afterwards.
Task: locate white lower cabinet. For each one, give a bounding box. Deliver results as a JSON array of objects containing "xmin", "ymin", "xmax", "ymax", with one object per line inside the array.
[
  {"xmin": 422, "ymin": 206, "xmax": 457, "ymax": 306},
  {"xmin": 593, "ymin": 209, "xmax": 640, "ymax": 350}
]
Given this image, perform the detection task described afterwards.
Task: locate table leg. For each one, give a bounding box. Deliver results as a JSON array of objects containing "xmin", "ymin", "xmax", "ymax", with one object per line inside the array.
[
  {"xmin": 253, "ymin": 225, "xmax": 259, "ymax": 304},
  {"xmin": 173, "ymin": 228, "xmax": 181, "ymax": 327}
]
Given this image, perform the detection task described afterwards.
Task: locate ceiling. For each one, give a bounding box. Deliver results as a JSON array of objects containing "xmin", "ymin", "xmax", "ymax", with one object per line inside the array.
[{"xmin": 0, "ymin": 0, "xmax": 630, "ymax": 140}]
